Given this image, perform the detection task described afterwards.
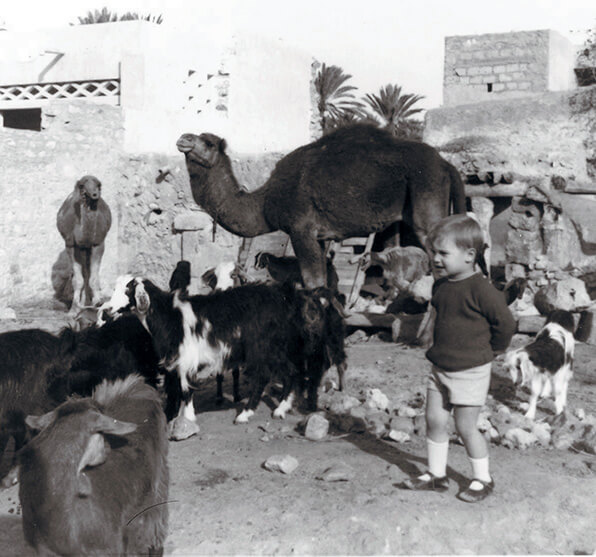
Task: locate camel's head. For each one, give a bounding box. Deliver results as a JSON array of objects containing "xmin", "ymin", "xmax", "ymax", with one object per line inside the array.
[
  {"xmin": 176, "ymin": 133, "xmax": 227, "ymax": 168},
  {"xmin": 76, "ymin": 175, "xmax": 102, "ymax": 208}
]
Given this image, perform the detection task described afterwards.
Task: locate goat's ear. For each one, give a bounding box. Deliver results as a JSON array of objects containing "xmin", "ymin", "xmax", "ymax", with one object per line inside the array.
[
  {"xmin": 219, "ymin": 138, "xmax": 227, "ymax": 153},
  {"xmin": 25, "ymin": 411, "xmax": 56, "ymax": 431},
  {"xmin": 94, "ymin": 413, "xmax": 137, "ymax": 437},
  {"xmin": 134, "ymin": 282, "xmax": 151, "ymax": 314}
]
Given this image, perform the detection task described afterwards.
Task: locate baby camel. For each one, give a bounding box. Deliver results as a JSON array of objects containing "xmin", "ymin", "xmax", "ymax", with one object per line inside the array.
[{"xmin": 57, "ymin": 176, "xmax": 111, "ymax": 314}]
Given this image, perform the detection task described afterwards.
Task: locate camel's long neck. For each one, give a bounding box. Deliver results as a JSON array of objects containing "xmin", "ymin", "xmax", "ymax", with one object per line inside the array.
[{"xmin": 186, "ymin": 157, "xmax": 273, "ymax": 237}]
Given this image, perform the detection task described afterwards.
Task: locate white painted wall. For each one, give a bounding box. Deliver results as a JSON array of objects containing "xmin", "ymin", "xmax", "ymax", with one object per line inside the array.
[{"xmin": 0, "ymin": 23, "xmax": 314, "ymax": 156}]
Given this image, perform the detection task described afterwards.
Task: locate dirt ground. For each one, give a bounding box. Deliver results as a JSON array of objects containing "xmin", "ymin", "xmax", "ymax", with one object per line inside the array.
[{"xmin": 0, "ymin": 307, "xmax": 595, "ymax": 555}]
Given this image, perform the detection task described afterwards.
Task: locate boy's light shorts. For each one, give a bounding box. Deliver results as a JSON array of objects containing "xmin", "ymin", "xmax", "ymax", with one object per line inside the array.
[{"xmin": 428, "ymin": 362, "xmax": 492, "ymax": 407}]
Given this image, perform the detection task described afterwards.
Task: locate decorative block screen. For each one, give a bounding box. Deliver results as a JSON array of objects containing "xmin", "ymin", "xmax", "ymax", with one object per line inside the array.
[{"xmin": 0, "ymin": 79, "xmax": 120, "ymax": 103}]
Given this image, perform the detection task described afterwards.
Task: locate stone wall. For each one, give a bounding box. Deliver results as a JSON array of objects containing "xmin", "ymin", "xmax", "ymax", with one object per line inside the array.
[
  {"xmin": 0, "ymin": 101, "xmax": 295, "ymax": 307},
  {"xmin": 425, "ymin": 86, "xmax": 596, "ymax": 185},
  {"xmin": 0, "ymin": 102, "xmax": 123, "ymax": 307},
  {"xmin": 444, "ymin": 30, "xmax": 577, "ymax": 107},
  {"xmin": 425, "ymin": 85, "xmax": 596, "ymax": 302}
]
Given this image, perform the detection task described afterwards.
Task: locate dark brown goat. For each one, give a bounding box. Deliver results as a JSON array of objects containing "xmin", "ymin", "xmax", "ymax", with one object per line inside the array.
[{"xmin": 19, "ymin": 375, "xmax": 169, "ymax": 556}]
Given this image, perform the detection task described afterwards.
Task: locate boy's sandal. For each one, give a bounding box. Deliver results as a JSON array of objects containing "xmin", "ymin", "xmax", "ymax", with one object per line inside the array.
[
  {"xmin": 456, "ymin": 478, "xmax": 495, "ymax": 503},
  {"xmin": 399, "ymin": 472, "xmax": 449, "ymax": 492}
]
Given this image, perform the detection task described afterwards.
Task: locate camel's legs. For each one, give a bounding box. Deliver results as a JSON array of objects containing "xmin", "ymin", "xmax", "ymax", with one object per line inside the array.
[
  {"xmin": 88, "ymin": 243, "xmax": 105, "ymax": 306},
  {"xmin": 68, "ymin": 247, "xmax": 85, "ymax": 314},
  {"xmin": 290, "ymin": 229, "xmax": 327, "ymax": 288}
]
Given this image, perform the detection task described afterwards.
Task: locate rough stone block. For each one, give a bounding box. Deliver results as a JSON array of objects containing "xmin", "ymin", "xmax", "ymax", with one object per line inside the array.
[
  {"xmin": 304, "ymin": 414, "xmax": 329, "ymax": 441},
  {"xmin": 173, "ymin": 211, "xmax": 213, "ymax": 232},
  {"xmin": 505, "ymin": 229, "xmax": 543, "ymax": 265},
  {"xmin": 263, "ymin": 454, "xmax": 299, "ymax": 474},
  {"xmin": 503, "ymin": 428, "xmax": 538, "ymax": 449},
  {"xmin": 387, "ymin": 430, "xmax": 411, "ymax": 443},
  {"xmin": 534, "ymin": 277, "xmax": 591, "ymax": 315},
  {"xmin": 389, "ymin": 416, "xmax": 415, "ymax": 434},
  {"xmin": 364, "ymin": 388, "xmax": 389, "ymax": 411},
  {"xmin": 316, "ymin": 463, "xmax": 355, "ymax": 482},
  {"xmin": 365, "ymin": 411, "xmax": 390, "ymax": 437}
]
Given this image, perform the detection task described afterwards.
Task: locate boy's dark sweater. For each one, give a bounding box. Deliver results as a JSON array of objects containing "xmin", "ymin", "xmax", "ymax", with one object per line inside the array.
[{"xmin": 426, "ymin": 273, "xmax": 516, "ymax": 371}]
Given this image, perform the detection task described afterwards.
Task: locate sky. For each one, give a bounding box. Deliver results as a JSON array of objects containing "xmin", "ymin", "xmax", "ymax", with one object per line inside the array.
[{"xmin": 2, "ymin": 0, "xmax": 595, "ymax": 108}]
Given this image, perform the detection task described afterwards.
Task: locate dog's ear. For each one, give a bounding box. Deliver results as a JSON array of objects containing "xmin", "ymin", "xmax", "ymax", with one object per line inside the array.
[{"xmin": 219, "ymin": 138, "xmax": 227, "ymax": 153}]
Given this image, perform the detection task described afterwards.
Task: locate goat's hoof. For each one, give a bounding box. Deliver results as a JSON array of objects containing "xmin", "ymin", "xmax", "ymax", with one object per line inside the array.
[
  {"xmin": 272, "ymin": 409, "xmax": 287, "ymax": 420},
  {"xmin": 234, "ymin": 409, "xmax": 254, "ymax": 424},
  {"xmin": 168, "ymin": 417, "xmax": 199, "ymax": 441}
]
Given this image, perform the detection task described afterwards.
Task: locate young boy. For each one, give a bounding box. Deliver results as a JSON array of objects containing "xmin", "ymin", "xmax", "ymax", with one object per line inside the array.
[{"xmin": 401, "ymin": 214, "xmax": 516, "ymax": 502}]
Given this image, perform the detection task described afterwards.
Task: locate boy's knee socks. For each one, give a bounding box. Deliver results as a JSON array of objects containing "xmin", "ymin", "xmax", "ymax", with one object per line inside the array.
[
  {"xmin": 427, "ymin": 438, "xmax": 449, "ymax": 477},
  {"xmin": 469, "ymin": 455, "xmax": 491, "ymax": 483}
]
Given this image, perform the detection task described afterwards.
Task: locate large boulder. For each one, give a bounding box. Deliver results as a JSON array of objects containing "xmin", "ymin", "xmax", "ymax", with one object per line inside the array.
[{"xmin": 534, "ymin": 277, "xmax": 591, "ymax": 315}]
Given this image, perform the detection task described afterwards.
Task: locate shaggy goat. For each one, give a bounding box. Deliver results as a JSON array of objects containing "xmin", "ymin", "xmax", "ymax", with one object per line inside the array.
[
  {"xmin": 102, "ymin": 277, "xmax": 346, "ymax": 424},
  {"xmin": 19, "ymin": 375, "xmax": 169, "ymax": 556},
  {"xmin": 504, "ymin": 310, "xmax": 575, "ymax": 420}
]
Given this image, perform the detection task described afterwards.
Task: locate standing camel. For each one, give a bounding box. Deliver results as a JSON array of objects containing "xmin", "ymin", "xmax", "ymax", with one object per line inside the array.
[
  {"xmin": 57, "ymin": 175, "xmax": 112, "ymax": 314},
  {"xmin": 176, "ymin": 124, "xmax": 466, "ymax": 288}
]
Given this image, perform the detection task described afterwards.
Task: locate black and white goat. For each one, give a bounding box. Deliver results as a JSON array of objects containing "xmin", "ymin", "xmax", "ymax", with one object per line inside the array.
[
  {"xmin": 19, "ymin": 375, "xmax": 169, "ymax": 556},
  {"xmin": 175, "ymin": 260, "xmax": 242, "ymax": 405},
  {"xmin": 201, "ymin": 260, "xmax": 250, "ymax": 292},
  {"xmin": 504, "ymin": 310, "xmax": 575, "ymax": 420},
  {"xmin": 102, "ymin": 276, "xmax": 346, "ymax": 425}
]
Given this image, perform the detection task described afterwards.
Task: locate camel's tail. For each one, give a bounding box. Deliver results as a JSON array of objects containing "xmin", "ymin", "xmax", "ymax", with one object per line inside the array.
[{"xmin": 446, "ymin": 162, "xmax": 466, "ymax": 215}]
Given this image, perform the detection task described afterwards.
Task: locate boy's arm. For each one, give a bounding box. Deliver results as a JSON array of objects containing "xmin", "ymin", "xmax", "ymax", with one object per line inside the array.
[{"xmin": 477, "ymin": 282, "xmax": 517, "ymax": 353}]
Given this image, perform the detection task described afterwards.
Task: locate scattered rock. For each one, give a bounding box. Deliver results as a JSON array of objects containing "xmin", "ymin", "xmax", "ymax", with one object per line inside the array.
[
  {"xmin": 316, "ymin": 463, "xmax": 355, "ymax": 482},
  {"xmin": 562, "ymin": 459, "xmax": 592, "ymax": 477},
  {"xmin": 413, "ymin": 414, "xmax": 426, "ymax": 435},
  {"xmin": 347, "ymin": 406, "xmax": 367, "ymax": 433},
  {"xmin": 531, "ymin": 422, "xmax": 552, "ymax": 446},
  {"xmin": 364, "ymin": 388, "xmax": 389, "ymax": 411},
  {"xmin": 551, "ymin": 430, "xmax": 575, "ymax": 451},
  {"xmin": 327, "ymin": 393, "xmax": 361, "ymax": 415},
  {"xmin": 304, "ymin": 414, "xmax": 330, "ymax": 441},
  {"xmin": 260, "ymin": 434, "xmax": 270, "ymax": 442},
  {"xmin": 573, "ymin": 425, "xmax": 596, "ymax": 455},
  {"xmin": 387, "ymin": 430, "xmax": 411, "ymax": 443},
  {"xmin": 365, "ymin": 412, "xmax": 390, "ymax": 437},
  {"xmin": 503, "ymin": 428, "xmax": 538, "ymax": 449},
  {"xmin": 263, "ymin": 455, "xmax": 299, "ymax": 474},
  {"xmin": 575, "ymin": 408, "xmax": 586, "ymax": 421},
  {"xmin": 389, "ymin": 416, "xmax": 415, "ymax": 435},
  {"xmin": 168, "ymin": 416, "xmax": 200, "ymax": 441},
  {"xmin": 346, "ymin": 329, "xmax": 368, "ymax": 345},
  {"xmin": 396, "ymin": 405, "xmax": 417, "ymax": 418}
]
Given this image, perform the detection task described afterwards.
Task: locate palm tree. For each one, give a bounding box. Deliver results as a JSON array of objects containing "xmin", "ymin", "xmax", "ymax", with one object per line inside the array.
[
  {"xmin": 364, "ymin": 84, "xmax": 425, "ymax": 139},
  {"xmin": 75, "ymin": 8, "xmax": 163, "ymax": 25},
  {"xmin": 314, "ymin": 64, "xmax": 365, "ymax": 134}
]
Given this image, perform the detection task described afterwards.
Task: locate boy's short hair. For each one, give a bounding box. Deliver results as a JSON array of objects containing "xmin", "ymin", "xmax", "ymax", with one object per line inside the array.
[{"xmin": 427, "ymin": 214, "xmax": 485, "ymax": 254}]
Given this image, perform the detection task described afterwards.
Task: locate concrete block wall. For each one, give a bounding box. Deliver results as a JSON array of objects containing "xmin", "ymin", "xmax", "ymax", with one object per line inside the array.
[{"xmin": 444, "ymin": 30, "xmax": 577, "ymax": 106}]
